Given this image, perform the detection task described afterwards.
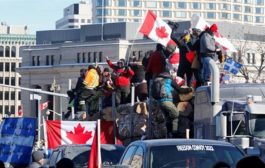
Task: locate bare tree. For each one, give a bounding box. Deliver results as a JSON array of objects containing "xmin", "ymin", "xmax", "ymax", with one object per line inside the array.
[{"xmin": 252, "ymin": 42, "xmax": 265, "ymax": 82}]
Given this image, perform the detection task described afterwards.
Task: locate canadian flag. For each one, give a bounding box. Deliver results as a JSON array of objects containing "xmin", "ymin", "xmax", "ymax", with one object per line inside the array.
[
  {"xmin": 40, "ymin": 101, "xmax": 49, "ymax": 111},
  {"xmin": 191, "ymin": 14, "xmax": 237, "ymax": 52},
  {"xmin": 139, "ymin": 10, "xmax": 176, "ymax": 47},
  {"xmin": 45, "ymin": 120, "xmax": 97, "ymax": 149}
]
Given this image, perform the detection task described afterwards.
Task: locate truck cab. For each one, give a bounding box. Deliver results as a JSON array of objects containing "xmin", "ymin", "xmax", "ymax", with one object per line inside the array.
[{"xmin": 194, "ymin": 83, "xmax": 265, "ymax": 156}]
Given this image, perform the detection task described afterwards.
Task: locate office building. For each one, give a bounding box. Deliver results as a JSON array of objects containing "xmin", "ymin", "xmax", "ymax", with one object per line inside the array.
[
  {"xmin": 92, "ymin": 0, "xmax": 265, "ymax": 26},
  {"xmin": 56, "ymin": 0, "xmax": 93, "ymax": 29},
  {"xmin": 0, "ymin": 23, "xmax": 36, "ymax": 117}
]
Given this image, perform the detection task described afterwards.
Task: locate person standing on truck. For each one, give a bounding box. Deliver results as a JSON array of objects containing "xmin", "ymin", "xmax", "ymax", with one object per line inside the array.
[
  {"xmin": 106, "ymin": 57, "xmax": 134, "ymax": 106},
  {"xmin": 152, "ymin": 71, "xmax": 193, "ymax": 138},
  {"xmin": 199, "ymin": 24, "xmax": 219, "ymax": 84}
]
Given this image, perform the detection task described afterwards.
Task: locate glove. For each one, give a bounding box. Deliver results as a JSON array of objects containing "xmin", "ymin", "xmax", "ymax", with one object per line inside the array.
[{"xmin": 106, "ymin": 56, "xmax": 109, "ymax": 61}]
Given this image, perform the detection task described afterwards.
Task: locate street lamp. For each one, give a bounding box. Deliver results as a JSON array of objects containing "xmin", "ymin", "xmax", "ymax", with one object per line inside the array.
[{"xmin": 50, "ymin": 78, "xmax": 60, "ymax": 120}]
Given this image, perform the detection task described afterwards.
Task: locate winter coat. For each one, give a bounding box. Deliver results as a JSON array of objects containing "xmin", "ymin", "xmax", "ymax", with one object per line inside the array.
[
  {"xmin": 130, "ymin": 64, "xmax": 145, "ymax": 83},
  {"xmin": 28, "ymin": 162, "xmax": 42, "ymax": 168},
  {"xmin": 107, "ymin": 60, "xmax": 134, "ymax": 87},
  {"xmin": 146, "ymin": 51, "xmax": 165, "ymax": 76},
  {"xmin": 155, "ymin": 72, "xmax": 192, "ymax": 102},
  {"xmin": 200, "ymin": 30, "xmax": 216, "ymax": 57}
]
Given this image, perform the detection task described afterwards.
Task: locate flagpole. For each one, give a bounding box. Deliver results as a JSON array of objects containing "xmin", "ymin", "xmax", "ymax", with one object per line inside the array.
[
  {"xmin": 97, "ymin": 119, "xmax": 102, "ymax": 167},
  {"xmin": 42, "ymin": 116, "xmax": 49, "ymax": 156}
]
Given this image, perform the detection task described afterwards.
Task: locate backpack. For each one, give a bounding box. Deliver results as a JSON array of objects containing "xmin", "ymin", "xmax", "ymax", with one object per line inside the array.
[{"xmin": 152, "ymin": 77, "xmax": 167, "ymax": 100}]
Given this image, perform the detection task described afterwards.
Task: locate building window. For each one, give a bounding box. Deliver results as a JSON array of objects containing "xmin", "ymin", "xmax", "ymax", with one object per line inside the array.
[
  {"xmin": 96, "ymin": 0, "xmax": 102, "ymax": 6},
  {"xmin": 5, "ymin": 46, "xmax": 10, "ymax": 57},
  {"xmin": 11, "ymin": 46, "xmax": 16, "ymax": 57},
  {"xmin": 176, "ymin": 2, "xmax": 187, "ymax": 9},
  {"xmin": 0, "ymin": 63, "xmax": 3, "ymax": 71},
  {"xmin": 118, "ymin": 9, "xmax": 126, "ymax": 16},
  {"xmin": 256, "ymin": 16, "xmax": 264, "ymax": 23},
  {"xmin": 5, "ymin": 92, "xmax": 9, "ymax": 100},
  {"xmin": 206, "ymin": 12, "xmax": 216, "ymax": 19},
  {"xmin": 192, "ymin": 2, "xmax": 201, "ymax": 9},
  {"xmin": 0, "ymin": 77, "xmax": 3, "ymax": 84},
  {"xmin": 255, "ymin": 0, "xmax": 264, "ymax": 5},
  {"xmin": 256, "ymin": 7, "xmax": 264, "ymax": 14},
  {"xmin": 0, "ymin": 92, "xmax": 2, "ymax": 100},
  {"xmin": 244, "ymin": 15, "xmax": 253, "ymax": 22},
  {"xmin": 82, "ymin": 53, "xmax": 86, "ymax": 63},
  {"xmin": 133, "ymin": 10, "xmax": 141, "ymax": 16},
  {"xmin": 77, "ymin": 53, "xmax": 80, "ymax": 63},
  {"xmin": 233, "ymin": 14, "xmax": 241, "ymax": 20},
  {"xmin": 234, "ymin": 5, "xmax": 241, "ymax": 12},
  {"xmin": 46, "ymin": 55, "xmax": 50, "ymax": 65},
  {"xmin": 244, "ymin": 0, "xmax": 252, "ymax": 3},
  {"xmin": 51, "ymin": 55, "xmax": 54, "ymax": 65},
  {"xmin": 247, "ymin": 53, "xmax": 256, "ymax": 64},
  {"xmin": 87, "ymin": 52, "xmax": 91, "ymax": 63},
  {"xmin": 220, "ymin": 4, "xmax": 231, "ymax": 10},
  {"xmin": 162, "ymin": 1, "xmax": 171, "ymax": 8},
  {"xmin": 68, "ymin": 19, "xmax": 78, "ymax": 23},
  {"xmin": 105, "ymin": 9, "xmax": 112, "ymax": 16},
  {"xmin": 19, "ymin": 77, "xmax": 21, "ymax": 85},
  {"xmin": 0, "ymin": 46, "xmax": 3, "ymax": 57},
  {"xmin": 93, "ymin": 52, "xmax": 97, "ymax": 62},
  {"xmin": 206, "ymin": 3, "xmax": 216, "ymax": 10},
  {"xmin": 146, "ymin": 1, "xmax": 157, "ymax": 8},
  {"xmin": 11, "ymin": 77, "xmax": 15, "ymax": 86},
  {"xmin": 5, "ymin": 63, "xmax": 9, "ymax": 72},
  {"xmin": 176, "ymin": 11, "xmax": 186, "ymax": 18},
  {"xmin": 220, "ymin": 13, "xmax": 231, "ymax": 19},
  {"xmin": 37, "ymin": 56, "xmax": 40, "ymax": 66},
  {"xmin": 99, "ymin": 52, "xmax": 103, "ymax": 62},
  {"xmin": 132, "ymin": 0, "xmax": 141, "ymax": 7},
  {"xmin": 104, "ymin": 0, "xmax": 112, "ymax": 6},
  {"xmin": 118, "ymin": 0, "xmax": 126, "ymax": 7},
  {"xmin": 96, "ymin": 9, "xmax": 103, "ymax": 16},
  {"xmin": 162, "ymin": 11, "xmax": 171, "ymax": 17},
  {"xmin": 11, "ymin": 63, "xmax": 16, "ymax": 72},
  {"xmin": 5, "ymin": 77, "xmax": 9, "ymax": 85},
  {"xmin": 81, "ymin": 19, "xmax": 85, "ymax": 23},
  {"xmin": 245, "ymin": 6, "xmax": 252, "ymax": 13},
  {"xmin": 32, "ymin": 56, "xmax": 35, "ymax": 66},
  {"xmin": 234, "ymin": 0, "xmax": 242, "ymax": 2}
]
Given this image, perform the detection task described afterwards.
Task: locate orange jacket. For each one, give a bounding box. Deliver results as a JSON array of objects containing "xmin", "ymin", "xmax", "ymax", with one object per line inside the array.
[{"xmin": 83, "ymin": 69, "xmax": 99, "ymax": 89}]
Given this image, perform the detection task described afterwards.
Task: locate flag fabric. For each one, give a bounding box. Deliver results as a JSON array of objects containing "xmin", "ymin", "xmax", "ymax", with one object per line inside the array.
[
  {"xmin": 88, "ymin": 120, "xmax": 123, "ymax": 168},
  {"xmin": 224, "ymin": 58, "xmax": 242, "ymax": 75},
  {"xmin": 0, "ymin": 118, "xmax": 37, "ymax": 166},
  {"xmin": 139, "ymin": 10, "xmax": 176, "ymax": 47},
  {"xmin": 45, "ymin": 120, "xmax": 97, "ymax": 149},
  {"xmin": 18, "ymin": 105, "xmax": 23, "ymax": 117},
  {"xmin": 40, "ymin": 101, "xmax": 49, "ymax": 110},
  {"xmin": 191, "ymin": 14, "xmax": 237, "ymax": 52},
  {"xmin": 88, "ymin": 121, "xmax": 100, "ymax": 168}
]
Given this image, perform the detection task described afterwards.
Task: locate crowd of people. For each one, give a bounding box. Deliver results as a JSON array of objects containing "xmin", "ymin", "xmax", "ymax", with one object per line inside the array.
[{"xmin": 65, "ymin": 22, "xmax": 227, "ymax": 139}]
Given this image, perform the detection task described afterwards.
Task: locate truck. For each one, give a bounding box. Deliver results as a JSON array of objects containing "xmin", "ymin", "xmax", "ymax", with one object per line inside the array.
[{"xmin": 193, "ymin": 59, "xmax": 265, "ymax": 157}]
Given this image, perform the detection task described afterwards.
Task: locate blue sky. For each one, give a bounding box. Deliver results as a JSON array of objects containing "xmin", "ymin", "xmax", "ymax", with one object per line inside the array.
[{"xmin": 0, "ymin": 0, "xmax": 78, "ymax": 34}]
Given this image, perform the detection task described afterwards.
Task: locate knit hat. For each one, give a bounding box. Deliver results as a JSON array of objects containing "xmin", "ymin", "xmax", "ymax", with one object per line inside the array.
[
  {"xmin": 32, "ymin": 151, "xmax": 44, "ymax": 162},
  {"xmin": 210, "ymin": 24, "xmax": 218, "ymax": 33}
]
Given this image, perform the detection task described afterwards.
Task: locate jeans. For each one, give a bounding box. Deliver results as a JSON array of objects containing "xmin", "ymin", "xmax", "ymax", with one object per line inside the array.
[
  {"xmin": 200, "ymin": 57, "xmax": 212, "ymax": 83},
  {"xmin": 159, "ymin": 101, "xmax": 179, "ymax": 133}
]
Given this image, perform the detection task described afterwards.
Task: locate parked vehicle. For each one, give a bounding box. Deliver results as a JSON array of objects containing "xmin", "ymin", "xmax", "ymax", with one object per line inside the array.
[
  {"xmin": 116, "ymin": 139, "xmax": 244, "ymax": 168},
  {"xmin": 48, "ymin": 144, "xmax": 125, "ymax": 168}
]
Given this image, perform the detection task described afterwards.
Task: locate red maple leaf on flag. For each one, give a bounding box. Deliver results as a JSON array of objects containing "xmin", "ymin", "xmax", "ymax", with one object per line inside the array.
[
  {"xmin": 155, "ymin": 26, "xmax": 168, "ymax": 39},
  {"xmin": 66, "ymin": 123, "xmax": 93, "ymax": 144}
]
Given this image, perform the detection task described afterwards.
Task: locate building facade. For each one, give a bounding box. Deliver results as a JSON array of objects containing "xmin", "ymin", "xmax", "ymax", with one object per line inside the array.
[
  {"xmin": 56, "ymin": 0, "xmax": 93, "ymax": 29},
  {"xmin": 0, "ymin": 24, "xmax": 36, "ymax": 117},
  {"xmin": 92, "ymin": 0, "xmax": 265, "ymax": 26}
]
